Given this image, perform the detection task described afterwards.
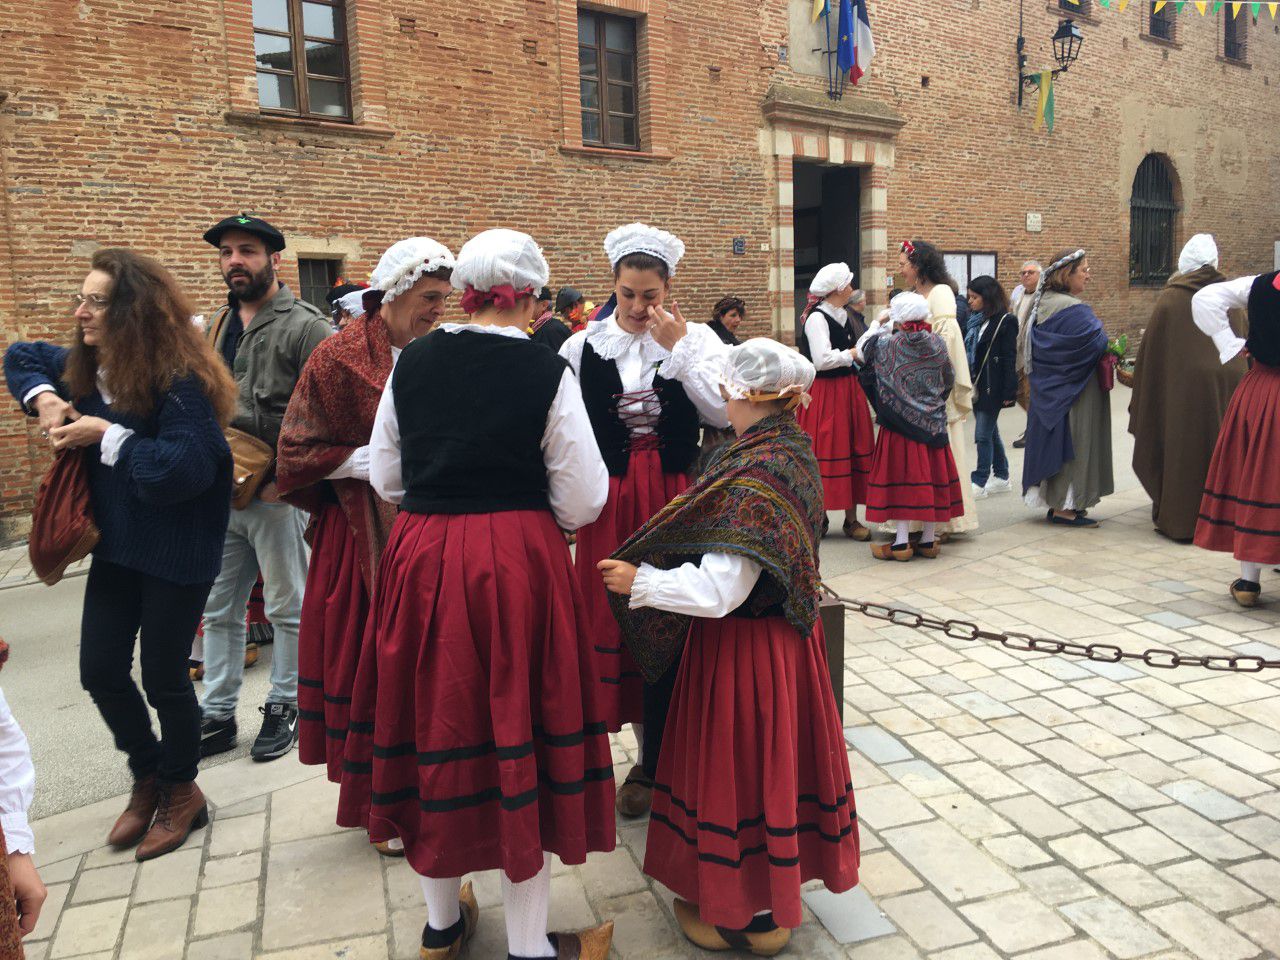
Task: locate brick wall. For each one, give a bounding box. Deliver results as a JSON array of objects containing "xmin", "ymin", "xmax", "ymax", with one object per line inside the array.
[{"xmin": 0, "ymin": 0, "xmax": 1276, "ymax": 527}]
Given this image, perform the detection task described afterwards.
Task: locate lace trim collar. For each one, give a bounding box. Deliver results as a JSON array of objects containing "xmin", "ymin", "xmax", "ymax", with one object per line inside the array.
[{"xmin": 584, "ymin": 316, "xmax": 671, "ymax": 364}]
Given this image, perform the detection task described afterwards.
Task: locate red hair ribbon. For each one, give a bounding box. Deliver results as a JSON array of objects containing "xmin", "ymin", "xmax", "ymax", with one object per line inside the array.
[
  {"xmin": 900, "ymin": 240, "xmax": 916, "ymax": 258},
  {"xmin": 460, "ymin": 284, "xmax": 534, "ymax": 315}
]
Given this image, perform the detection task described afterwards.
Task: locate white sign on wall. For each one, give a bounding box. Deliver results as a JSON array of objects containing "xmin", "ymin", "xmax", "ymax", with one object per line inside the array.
[{"xmin": 1026, "ymin": 213, "xmax": 1043, "ymax": 233}]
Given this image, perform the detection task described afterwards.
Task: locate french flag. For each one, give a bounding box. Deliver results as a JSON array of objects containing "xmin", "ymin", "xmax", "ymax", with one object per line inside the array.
[{"xmin": 837, "ymin": 0, "xmax": 876, "ymax": 85}]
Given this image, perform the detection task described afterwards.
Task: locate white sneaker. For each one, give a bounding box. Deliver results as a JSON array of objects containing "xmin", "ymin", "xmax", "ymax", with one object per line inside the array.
[
  {"xmin": 985, "ymin": 477, "xmax": 1013, "ymax": 495},
  {"xmin": 971, "ymin": 482, "xmax": 989, "ymax": 500}
]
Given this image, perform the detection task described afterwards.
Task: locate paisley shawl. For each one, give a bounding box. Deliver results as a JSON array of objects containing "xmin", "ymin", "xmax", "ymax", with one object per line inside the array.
[
  {"xmin": 608, "ymin": 413, "xmax": 824, "ymax": 682},
  {"xmin": 276, "ymin": 313, "xmax": 398, "ymax": 589}
]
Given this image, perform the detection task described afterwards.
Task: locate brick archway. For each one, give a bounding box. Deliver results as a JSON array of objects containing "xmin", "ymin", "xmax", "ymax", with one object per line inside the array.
[{"xmin": 761, "ymin": 86, "xmax": 904, "ymax": 341}]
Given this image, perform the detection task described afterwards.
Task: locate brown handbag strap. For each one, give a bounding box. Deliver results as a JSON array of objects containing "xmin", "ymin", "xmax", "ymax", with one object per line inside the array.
[{"xmin": 207, "ymin": 305, "xmax": 232, "ymax": 350}]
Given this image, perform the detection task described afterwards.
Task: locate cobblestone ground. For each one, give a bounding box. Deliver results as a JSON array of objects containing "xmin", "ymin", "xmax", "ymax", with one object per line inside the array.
[{"xmin": 23, "ymin": 482, "xmax": 1280, "ymax": 959}]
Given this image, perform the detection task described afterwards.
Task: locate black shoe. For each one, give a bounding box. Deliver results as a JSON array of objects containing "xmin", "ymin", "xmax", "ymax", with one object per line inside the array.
[
  {"xmin": 251, "ymin": 703, "xmax": 298, "ymax": 762},
  {"xmin": 200, "ymin": 715, "xmax": 237, "ymax": 758},
  {"xmin": 1012, "ymin": 434, "xmax": 1027, "ymax": 449}
]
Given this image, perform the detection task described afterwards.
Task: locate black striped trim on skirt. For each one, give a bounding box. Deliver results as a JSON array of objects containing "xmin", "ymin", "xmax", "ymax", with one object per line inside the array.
[
  {"xmin": 368, "ymin": 765, "xmax": 615, "ymax": 813},
  {"xmin": 343, "ymin": 723, "xmax": 610, "ymax": 776},
  {"xmin": 649, "ymin": 811, "xmax": 856, "ymax": 869}
]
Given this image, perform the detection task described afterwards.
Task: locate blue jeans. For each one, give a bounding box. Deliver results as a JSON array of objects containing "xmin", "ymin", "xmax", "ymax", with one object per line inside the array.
[
  {"xmin": 972, "ymin": 408, "xmax": 1008, "ymax": 486},
  {"xmin": 200, "ymin": 499, "xmax": 308, "ymax": 720}
]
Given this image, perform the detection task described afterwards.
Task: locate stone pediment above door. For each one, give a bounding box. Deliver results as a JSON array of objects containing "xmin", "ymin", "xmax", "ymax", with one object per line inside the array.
[{"xmin": 762, "ymin": 84, "xmax": 906, "ymax": 139}]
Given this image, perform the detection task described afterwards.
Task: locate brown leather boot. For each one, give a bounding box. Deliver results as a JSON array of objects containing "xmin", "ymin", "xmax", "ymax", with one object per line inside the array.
[
  {"xmin": 107, "ymin": 776, "xmax": 159, "ymax": 849},
  {"xmin": 615, "ymin": 765, "xmax": 653, "ymax": 818},
  {"xmin": 136, "ymin": 781, "xmax": 209, "ymax": 861}
]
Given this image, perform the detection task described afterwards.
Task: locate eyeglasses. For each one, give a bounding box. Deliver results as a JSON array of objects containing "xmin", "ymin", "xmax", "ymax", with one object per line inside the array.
[
  {"xmin": 1019, "ymin": 270, "xmax": 1038, "ymax": 276},
  {"xmin": 71, "ymin": 293, "xmax": 110, "ymax": 312}
]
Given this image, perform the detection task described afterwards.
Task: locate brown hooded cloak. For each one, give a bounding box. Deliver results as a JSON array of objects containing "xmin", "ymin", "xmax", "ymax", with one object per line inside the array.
[{"xmin": 1128, "ymin": 265, "xmax": 1247, "ymax": 540}]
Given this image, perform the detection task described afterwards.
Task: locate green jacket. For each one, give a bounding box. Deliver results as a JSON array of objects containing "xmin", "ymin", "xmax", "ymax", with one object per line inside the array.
[{"xmin": 208, "ymin": 285, "xmax": 331, "ymax": 450}]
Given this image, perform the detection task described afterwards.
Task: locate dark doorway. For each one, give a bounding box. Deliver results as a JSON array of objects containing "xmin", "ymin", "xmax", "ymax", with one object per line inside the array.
[{"xmin": 793, "ymin": 161, "xmax": 860, "ymax": 323}]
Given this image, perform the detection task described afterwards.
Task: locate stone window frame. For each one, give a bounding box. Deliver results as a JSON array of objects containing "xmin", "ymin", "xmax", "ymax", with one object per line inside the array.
[
  {"xmin": 224, "ymin": 0, "xmax": 395, "ymax": 140},
  {"xmin": 556, "ymin": 0, "xmax": 674, "ymax": 162}
]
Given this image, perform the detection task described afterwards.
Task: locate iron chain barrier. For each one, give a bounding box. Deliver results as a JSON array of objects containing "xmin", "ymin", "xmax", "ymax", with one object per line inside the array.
[{"xmin": 824, "ymin": 588, "xmax": 1280, "ymax": 673}]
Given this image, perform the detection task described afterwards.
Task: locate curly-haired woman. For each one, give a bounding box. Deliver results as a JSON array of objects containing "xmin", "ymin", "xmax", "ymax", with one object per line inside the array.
[{"xmin": 4, "ymin": 248, "xmax": 236, "ymax": 861}]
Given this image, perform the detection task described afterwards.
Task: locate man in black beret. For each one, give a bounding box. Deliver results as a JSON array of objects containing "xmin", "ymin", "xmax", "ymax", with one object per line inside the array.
[{"xmin": 198, "ymin": 214, "xmax": 330, "ymax": 763}]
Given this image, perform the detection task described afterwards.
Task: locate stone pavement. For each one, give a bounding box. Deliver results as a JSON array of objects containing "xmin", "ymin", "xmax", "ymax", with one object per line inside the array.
[{"xmin": 20, "ymin": 478, "xmax": 1280, "ymax": 959}]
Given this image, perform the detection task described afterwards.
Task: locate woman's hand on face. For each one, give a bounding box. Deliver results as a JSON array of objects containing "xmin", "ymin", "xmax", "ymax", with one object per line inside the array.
[
  {"xmin": 32, "ymin": 392, "xmax": 74, "ymax": 436},
  {"xmin": 647, "ymin": 301, "xmax": 688, "ymax": 351},
  {"xmin": 49, "ymin": 414, "xmax": 110, "ymax": 451},
  {"xmin": 597, "ymin": 559, "xmax": 639, "ymax": 596}
]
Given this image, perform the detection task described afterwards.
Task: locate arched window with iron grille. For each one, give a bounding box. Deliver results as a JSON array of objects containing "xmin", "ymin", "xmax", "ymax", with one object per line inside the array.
[{"xmin": 1129, "ymin": 154, "xmax": 1181, "ymax": 286}]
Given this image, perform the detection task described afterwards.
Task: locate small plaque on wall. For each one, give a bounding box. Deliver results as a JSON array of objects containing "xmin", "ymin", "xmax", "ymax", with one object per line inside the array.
[
  {"xmin": 1026, "ymin": 212, "xmax": 1043, "ymax": 233},
  {"xmin": 732, "ymin": 237, "xmax": 747, "ymax": 255}
]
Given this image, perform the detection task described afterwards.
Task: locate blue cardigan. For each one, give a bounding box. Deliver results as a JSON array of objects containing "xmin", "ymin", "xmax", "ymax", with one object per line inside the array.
[{"xmin": 5, "ymin": 341, "xmax": 232, "ymax": 585}]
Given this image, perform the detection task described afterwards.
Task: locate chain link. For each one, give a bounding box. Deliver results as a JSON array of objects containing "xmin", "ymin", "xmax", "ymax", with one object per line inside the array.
[{"xmin": 824, "ymin": 589, "xmax": 1280, "ymax": 673}]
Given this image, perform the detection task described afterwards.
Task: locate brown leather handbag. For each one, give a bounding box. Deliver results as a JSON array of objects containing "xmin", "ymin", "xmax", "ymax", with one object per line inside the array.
[
  {"xmin": 225, "ymin": 427, "xmax": 275, "ymax": 510},
  {"xmin": 29, "ymin": 448, "xmax": 100, "ymax": 586}
]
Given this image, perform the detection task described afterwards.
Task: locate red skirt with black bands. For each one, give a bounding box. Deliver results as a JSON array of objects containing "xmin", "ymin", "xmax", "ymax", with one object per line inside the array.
[
  {"xmin": 796, "ymin": 374, "xmax": 874, "ymax": 510},
  {"xmin": 297, "ymin": 503, "xmax": 369, "ymax": 782},
  {"xmin": 865, "ymin": 428, "xmax": 963, "ymax": 524},
  {"xmin": 339, "ymin": 509, "xmax": 616, "ymax": 882},
  {"xmin": 574, "ymin": 447, "xmax": 688, "ymax": 730},
  {"xmin": 1196, "ymin": 364, "xmax": 1280, "ymax": 563},
  {"xmin": 644, "ymin": 616, "xmax": 859, "ymax": 929}
]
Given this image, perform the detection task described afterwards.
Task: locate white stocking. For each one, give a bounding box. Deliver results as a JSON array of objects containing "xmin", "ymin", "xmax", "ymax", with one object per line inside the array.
[
  {"xmin": 503, "ymin": 856, "xmax": 555, "ymax": 958},
  {"xmin": 419, "ymin": 874, "xmax": 462, "ymax": 932},
  {"xmin": 893, "ymin": 521, "xmax": 910, "ymax": 547},
  {"xmin": 922, "ymin": 522, "xmax": 937, "ymax": 545},
  {"xmin": 632, "ymin": 722, "xmax": 645, "ymax": 766},
  {"xmin": 1240, "ymin": 561, "xmax": 1263, "ymax": 583},
  {"xmin": 190, "ymin": 633, "xmax": 203, "ymax": 662}
]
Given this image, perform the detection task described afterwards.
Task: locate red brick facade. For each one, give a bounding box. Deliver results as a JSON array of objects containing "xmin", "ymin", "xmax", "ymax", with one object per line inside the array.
[{"xmin": 0, "ymin": 0, "xmax": 1276, "ymax": 529}]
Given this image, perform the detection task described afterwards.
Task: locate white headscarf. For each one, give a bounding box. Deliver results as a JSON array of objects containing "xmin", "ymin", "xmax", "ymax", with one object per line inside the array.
[
  {"xmin": 810, "ymin": 262, "xmax": 854, "ymax": 297},
  {"xmin": 369, "ymin": 238, "xmax": 456, "ymax": 305},
  {"xmin": 603, "ymin": 223, "xmax": 686, "ymax": 275},
  {"xmin": 451, "ymin": 229, "xmax": 550, "ymax": 295},
  {"xmin": 336, "ymin": 289, "xmax": 367, "ymax": 319},
  {"xmin": 719, "ymin": 338, "xmax": 816, "ymax": 410},
  {"xmin": 1178, "ymin": 234, "xmax": 1219, "ymax": 275}
]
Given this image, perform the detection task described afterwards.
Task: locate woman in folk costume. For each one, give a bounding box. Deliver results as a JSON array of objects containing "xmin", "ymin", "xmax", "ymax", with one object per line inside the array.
[
  {"xmin": 858, "ymin": 292, "xmax": 963, "ymax": 561},
  {"xmin": 796, "ymin": 263, "xmax": 874, "ymax": 541},
  {"xmin": 1129, "ymin": 234, "xmax": 1247, "ymax": 542},
  {"xmin": 349, "ymin": 229, "xmax": 616, "ymax": 960},
  {"xmin": 897, "ymin": 240, "xmax": 977, "ymax": 536},
  {"xmin": 691, "ymin": 296, "xmax": 747, "ymax": 477},
  {"xmin": 559, "ymin": 223, "xmax": 729, "ymax": 819},
  {"xmin": 1021, "ymin": 249, "xmax": 1114, "ymax": 527},
  {"xmin": 277, "ymin": 237, "xmax": 455, "ymax": 858},
  {"xmin": 1193, "ymin": 268, "xmax": 1280, "ymax": 607},
  {"xmin": 598, "ymin": 339, "xmax": 858, "ymax": 956}
]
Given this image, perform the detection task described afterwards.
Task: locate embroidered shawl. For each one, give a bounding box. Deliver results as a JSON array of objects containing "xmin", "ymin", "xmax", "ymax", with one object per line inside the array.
[
  {"xmin": 608, "ymin": 413, "xmax": 824, "ymax": 682},
  {"xmin": 276, "ymin": 313, "xmax": 398, "ymax": 589},
  {"xmin": 858, "ymin": 320, "xmax": 954, "ymax": 447}
]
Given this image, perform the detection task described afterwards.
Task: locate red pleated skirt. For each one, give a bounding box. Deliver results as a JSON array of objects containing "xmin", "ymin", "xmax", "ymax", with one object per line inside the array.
[
  {"xmin": 645, "ymin": 616, "xmax": 859, "ymax": 930},
  {"xmin": 297, "ymin": 504, "xmax": 370, "ymax": 782},
  {"xmin": 1196, "ymin": 364, "xmax": 1280, "ymax": 563},
  {"xmin": 796, "ymin": 374, "xmax": 874, "ymax": 510},
  {"xmin": 340, "ymin": 508, "xmax": 616, "ymax": 882},
  {"xmin": 865, "ymin": 428, "xmax": 963, "ymax": 524},
  {"xmin": 574, "ymin": 447, "xmax": 688, "ymax": 731}
]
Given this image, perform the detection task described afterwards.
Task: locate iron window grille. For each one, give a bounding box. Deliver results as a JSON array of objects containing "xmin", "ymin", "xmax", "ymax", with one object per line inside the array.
[
  {"xmin": 1129, "ymin": 155, "xmax": 1180, "ymax": 287},
  {"xmin": 1147, "ymin": 1, "xmax": 1176, "ymax": 41},
  {"xmin": 1223, "ymin": 12, "xmax": 1247, "ymax": 62},
  {"xmin": 253, "ymin": 0, "xmax": 352, "ymax": 121},
  {"xmin": 298, "ymin": 258, "xmax": 341, "ymax": 311}
]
